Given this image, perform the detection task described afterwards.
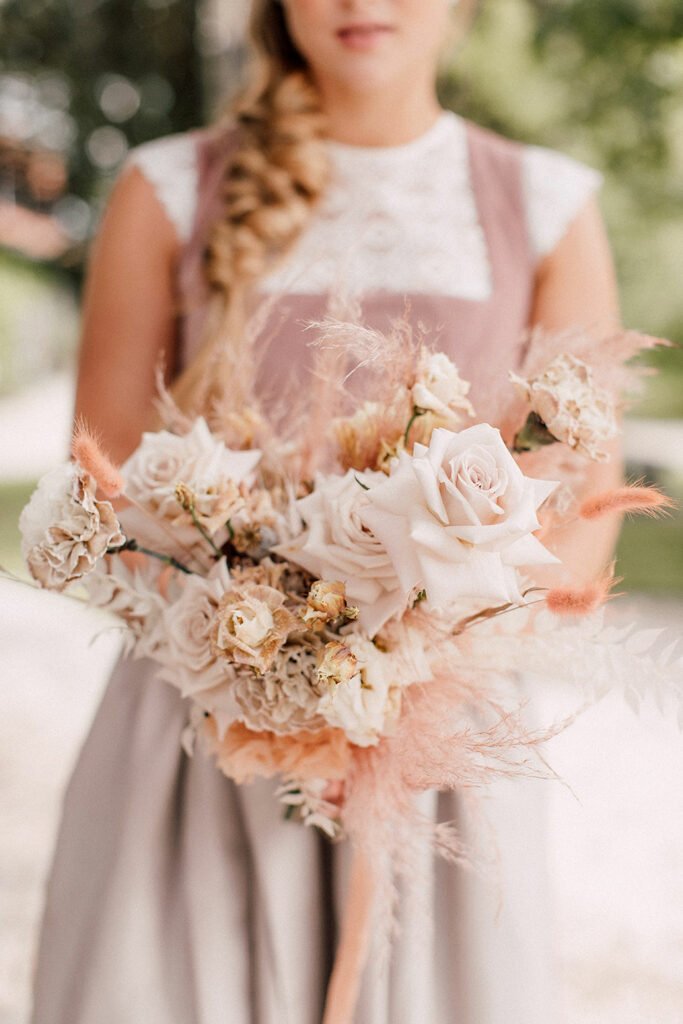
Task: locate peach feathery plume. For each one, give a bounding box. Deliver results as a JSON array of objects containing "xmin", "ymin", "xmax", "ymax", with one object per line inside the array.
[
  {"xmin": 71, "ymin": 419, "xmax": 125, "ymax": 499},
  {"xmin": 579, "ymin": 483, "xmax": 675, "ymax": 521},
  {"xmin": 546, "ymin": 568, "xmax": 623, "ymax": 617}
]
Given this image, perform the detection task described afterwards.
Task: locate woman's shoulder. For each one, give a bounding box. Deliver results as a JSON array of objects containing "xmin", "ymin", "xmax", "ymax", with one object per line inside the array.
[
  {"xmin": 464, "ymin": 118, "xmax": 604, "ymax": 263},
  {"xmin": 121, "ymin": 123, "xmax": 238, "ymax": 245}
]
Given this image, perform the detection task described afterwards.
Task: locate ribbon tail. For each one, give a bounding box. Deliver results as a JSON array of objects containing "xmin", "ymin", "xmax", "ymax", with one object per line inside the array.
[{"xmin": 322, "ymin": 848, "xmax": 376, "ymax": 1024}]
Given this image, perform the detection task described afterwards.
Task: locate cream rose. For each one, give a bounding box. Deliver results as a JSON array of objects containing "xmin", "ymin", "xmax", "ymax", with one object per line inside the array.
[
  {"xmin": 274, "ymin": 468, "xmax": 408, "ymax": 637},
  {"xmin": 511, "ymin": 353, "xmax": 618, "ymax": 461},
  {"xmin": 19, "ymin": 463, "xmax": 124, "ymax": 591},
  {"xmin": 360, "ymin": 424, "xmax": 558, "ymax": 609},
  {"xmin": 121, "ymin": 418, "xmax": 261, "ymax": 536},
  {"xmin": 157, "ymin": 561, "xmax": 235, "ymax": 697},
  {"xmin": 412, "ymin": 351, "xmax": 474, "ymax": 426}
]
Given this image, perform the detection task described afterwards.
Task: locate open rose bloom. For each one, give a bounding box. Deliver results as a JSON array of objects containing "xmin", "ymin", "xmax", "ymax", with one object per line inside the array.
[{"xmin": 16, "ymin": 323, "xmax": 680, "ymax": 975}]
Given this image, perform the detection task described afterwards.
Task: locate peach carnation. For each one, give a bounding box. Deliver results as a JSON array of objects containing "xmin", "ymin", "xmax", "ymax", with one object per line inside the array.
[{"xmin": 206, "ymin": 719, "xmax": 352, "ymax": 784}]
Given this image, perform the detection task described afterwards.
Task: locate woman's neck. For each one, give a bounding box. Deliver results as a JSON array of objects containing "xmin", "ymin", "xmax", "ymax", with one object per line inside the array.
[{"xmin": 316, "ymin": 78, "xmax": 443, "ymax": 148}]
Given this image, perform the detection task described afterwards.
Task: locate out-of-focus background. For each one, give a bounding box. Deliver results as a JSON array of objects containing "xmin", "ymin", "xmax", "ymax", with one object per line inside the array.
[{"xmin": 0, "ymin": 1, "xmax": 681, "ymax": 1022}]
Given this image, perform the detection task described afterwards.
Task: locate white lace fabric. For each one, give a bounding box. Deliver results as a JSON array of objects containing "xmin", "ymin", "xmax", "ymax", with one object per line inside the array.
[{"xmin": 124, "ymin": 113, "xmax": 603, "ymax": 296}]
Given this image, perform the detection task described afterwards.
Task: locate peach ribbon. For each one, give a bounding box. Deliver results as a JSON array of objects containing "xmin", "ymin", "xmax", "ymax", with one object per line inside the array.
[{"xmin": 322, "ymin": 849, "xmax": 376, "ymax": 1024}]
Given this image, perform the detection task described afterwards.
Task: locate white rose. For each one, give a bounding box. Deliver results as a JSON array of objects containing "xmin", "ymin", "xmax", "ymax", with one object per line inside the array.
[
  {"xmin": 360, "ymin": 424, "xmax": 558, "ymax": 610},
  {"xmin": 511, "ymin": 353, "xmax": 618, "ymax": 461},
  {"xmin": 317, "ymin": 635, "xmax": 400, "ymax": 747},
  {"xmin": 274, "ymin": 468, "xmax": 409, "ymax": 637},
  {"xmin": 121, "ymin": 418, "xmax": 261, "ymax": 536},
  {"xmin": 157, "ymin": 561, "xmax": 235, "ymax": 697},
  {"xmin": 412, "ymin": 351, "xmax": 474, "ymax": 425},
  {"xmin": 20, "ymin": 463, "xmax": 124, "ymax": 591}
]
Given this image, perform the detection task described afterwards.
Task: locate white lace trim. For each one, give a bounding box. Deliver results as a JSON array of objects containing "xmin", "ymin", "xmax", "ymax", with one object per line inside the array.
[
  {"xmin": 522, "ymin": 145, "xmax": 603, "ymax": 261},
  {"xmin": 259, "ymin": 111, "xmax": 493, "ymax": 300},
  {"xmin": 123, "ymin": 120, "xmax": 604, "ymax": 292},
  {"xmin": 124, "ymin": 133, "xmax": 199, "ymax": 244}
]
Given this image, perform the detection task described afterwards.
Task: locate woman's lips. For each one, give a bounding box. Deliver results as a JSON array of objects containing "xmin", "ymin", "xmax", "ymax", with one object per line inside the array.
[{"xmin": 336, "ymin": 24, "xmax": 394, "ymax": 51}]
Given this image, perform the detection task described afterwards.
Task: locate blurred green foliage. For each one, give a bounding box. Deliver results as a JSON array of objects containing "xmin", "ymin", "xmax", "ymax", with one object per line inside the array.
[
  {"xmin": 441, "ymin": 0, "xmax": 683, "ymax": 373},
  {"xmin": 1, "ymin": 0, "xmax": 202, "ymax": 231},
  {"xmin": 1, "ymin": 0, "xmax": 682, "ymax": 411}
]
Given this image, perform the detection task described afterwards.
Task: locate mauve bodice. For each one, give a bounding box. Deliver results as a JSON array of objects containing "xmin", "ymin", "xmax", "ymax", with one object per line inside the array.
[{"xmin": 174, "ymin": 119, "xmax": 536, "ymax": 428}]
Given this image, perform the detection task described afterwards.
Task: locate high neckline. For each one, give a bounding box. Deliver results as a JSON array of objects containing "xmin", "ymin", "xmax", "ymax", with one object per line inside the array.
[{"xmin": 324, "ymin": 110, "xmax": 458, "ymax": 163}]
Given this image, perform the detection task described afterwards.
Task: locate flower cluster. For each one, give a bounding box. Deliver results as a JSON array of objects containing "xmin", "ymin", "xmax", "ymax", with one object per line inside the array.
[{"xmin": 18, "ymin": 333, "xmax": 670, "ymax": 857}]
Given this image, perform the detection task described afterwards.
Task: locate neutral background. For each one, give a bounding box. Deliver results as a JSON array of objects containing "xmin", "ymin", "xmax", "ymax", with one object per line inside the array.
[{"xmin": 1, "ymin": 1, "xmax": 682, "ymax": 1021}]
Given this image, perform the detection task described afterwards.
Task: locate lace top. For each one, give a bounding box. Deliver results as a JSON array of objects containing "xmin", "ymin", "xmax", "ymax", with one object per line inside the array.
[{"xmin": 124, "ymin": 110, "xmax": 602, "ymax": 303}]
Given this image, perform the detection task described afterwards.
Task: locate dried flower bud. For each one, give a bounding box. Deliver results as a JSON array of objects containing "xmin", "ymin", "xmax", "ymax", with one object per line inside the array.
[
  {"xmin": 175, "ymin": 481, "xmax": 196, "ymax": 512},
  {"xmin": 316, "ymin": 641, "xmax": 359, "ymax": 688},
  {"xmin": 301, "ymin": 580, "xmax": 348, "ymax": 629}
]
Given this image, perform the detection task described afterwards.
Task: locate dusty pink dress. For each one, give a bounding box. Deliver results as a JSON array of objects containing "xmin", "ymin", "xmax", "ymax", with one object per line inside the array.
[{"xmin": 30, "ymin": 110, "xmax": 602, "ymax": 1024}]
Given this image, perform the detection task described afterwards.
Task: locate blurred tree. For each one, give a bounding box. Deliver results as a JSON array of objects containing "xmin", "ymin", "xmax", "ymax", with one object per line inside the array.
[
  {"xmin": 1, "ymin": 0, "xmax": 204, "ymax": 254},
  {"xmin": 440, "ymin": 0, "xmax": 683, "ymax": 365}
]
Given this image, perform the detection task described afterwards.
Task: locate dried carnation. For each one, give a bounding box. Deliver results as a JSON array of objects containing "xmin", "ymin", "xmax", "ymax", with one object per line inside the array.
[
  {"xmin": 511, "ymin": 353, "xmax": 618, "ymax": 461},
  {"xmin": 230, "ymin": 642, "xmax": 327, "ymax": 734},
  {"xmin": 211, "ymin": 583, "xmax": 299, "ymax": 673},
  {"xmin": 20, "ymin": 463, "xmax": 124, "ymax": 591},
  {"xmin": 205, "ymin": 718, "xmax": 351, "ymax": 785}
]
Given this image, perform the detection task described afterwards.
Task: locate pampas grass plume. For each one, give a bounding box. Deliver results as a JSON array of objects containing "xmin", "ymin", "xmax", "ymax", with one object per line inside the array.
[
  {"xmin": 72, "ymin": 420, "xmax": 125, "ymax": 498},
  {"xmin": 579, "ymin": 484, "xmax": 674, "ymax": 521}
]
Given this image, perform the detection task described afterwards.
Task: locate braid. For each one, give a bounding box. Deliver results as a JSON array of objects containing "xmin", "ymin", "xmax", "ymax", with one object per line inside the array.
[
  {"xmin": 170, "ymin": 4, "xmax": 330, "ymax": 418},
  {"xmin": 207, "ymin": 71, "xmax": 329, "ymax": 297}
]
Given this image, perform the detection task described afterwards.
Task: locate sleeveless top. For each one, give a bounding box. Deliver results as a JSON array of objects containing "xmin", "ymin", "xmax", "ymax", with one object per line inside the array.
[{"xmin": 124, "ymin": 110, "xmax": 602, "ymax": 427}]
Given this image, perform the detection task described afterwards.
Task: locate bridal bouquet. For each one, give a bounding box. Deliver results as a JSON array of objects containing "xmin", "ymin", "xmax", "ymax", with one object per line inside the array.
[{"xmin": 17, "ymin": 317, "xmax": 681, "ymax": 1002}]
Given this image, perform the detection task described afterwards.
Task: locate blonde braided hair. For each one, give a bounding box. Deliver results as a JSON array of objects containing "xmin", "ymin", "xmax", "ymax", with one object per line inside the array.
[{"xmin": 170, "ymin": 0, "xmax": 331, "ymax": 417}]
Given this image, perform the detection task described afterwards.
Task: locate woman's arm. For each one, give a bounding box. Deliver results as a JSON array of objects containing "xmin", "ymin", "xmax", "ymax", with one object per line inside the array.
[
  {"xmin": 529, "ymin": 196, "xmax": 623, "ymax": 584},
  {"xmin": 73, "ymin": 164, "xmax": 180, "ymax": 464}
]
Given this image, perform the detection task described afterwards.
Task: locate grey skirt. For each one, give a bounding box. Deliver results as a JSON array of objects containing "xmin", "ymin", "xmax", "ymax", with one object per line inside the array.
[{"xmin": 30, "ymin": 654, "xmax": 557, "ymax": 1024}]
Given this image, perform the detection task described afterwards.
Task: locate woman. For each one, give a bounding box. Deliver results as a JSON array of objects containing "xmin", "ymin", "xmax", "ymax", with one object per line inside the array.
[{"xmin": 31, "ymin": 1, "xmax": 622, "ymax": 1022}]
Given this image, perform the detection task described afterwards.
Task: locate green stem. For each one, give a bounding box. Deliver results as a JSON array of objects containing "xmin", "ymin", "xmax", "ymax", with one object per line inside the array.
[
  {"xmin": 107, "ymin": 538, "xmax": 194, "ymax": 575},
  {"xmin": 188, "ymin": 504, "xmax": 222, "ymax": 557},
  {"xmin": 404, "ymin": 406, "xmax": 426, "ymax": 446}
]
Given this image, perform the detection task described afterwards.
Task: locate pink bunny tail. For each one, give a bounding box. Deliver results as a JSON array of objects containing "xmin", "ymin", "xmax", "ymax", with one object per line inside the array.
[{"xmin": 72, "ymin": 420, "xmax": 125, "ymax": 498}]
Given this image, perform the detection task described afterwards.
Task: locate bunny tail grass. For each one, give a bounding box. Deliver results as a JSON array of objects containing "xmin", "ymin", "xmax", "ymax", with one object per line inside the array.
[
  {"xmin": 579, "ymin": 484, "xmax": 675, "ymax": 521},
  {"xmin": 71, "ymin": 419, "xmax": 125, "ymax": 498}
]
